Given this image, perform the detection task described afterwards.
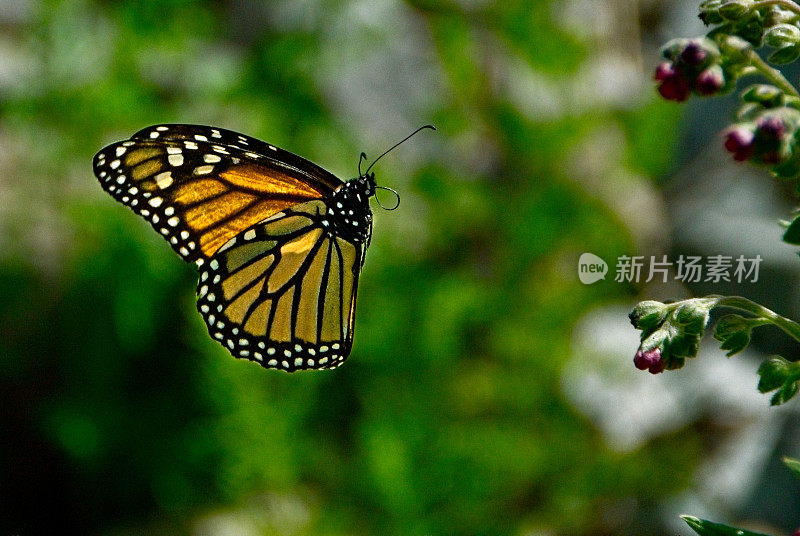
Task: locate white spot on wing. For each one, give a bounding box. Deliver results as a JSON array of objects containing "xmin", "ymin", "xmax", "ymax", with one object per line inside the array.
[{"xmin": 155, "ymin": 171, "xmax": 173, "ymax": 189}]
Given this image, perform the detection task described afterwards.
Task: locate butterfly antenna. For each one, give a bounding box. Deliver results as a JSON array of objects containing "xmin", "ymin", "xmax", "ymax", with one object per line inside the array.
[
  {"xmin": 375, "ymin": 185, "xmax": 400, "ymax": 210},
  {"xmin": 364, "ymin": 124, "xmax": 436, "ymax": 176},
  {"xmin": 358, "ymin": 152, "xmax": 368, "ymax": 177}
]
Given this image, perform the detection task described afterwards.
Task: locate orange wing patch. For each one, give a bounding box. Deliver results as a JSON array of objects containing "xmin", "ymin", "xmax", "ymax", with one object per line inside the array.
[{"xmin": 93, "ymin": 139, "xmax": 335, "ymax": 262}]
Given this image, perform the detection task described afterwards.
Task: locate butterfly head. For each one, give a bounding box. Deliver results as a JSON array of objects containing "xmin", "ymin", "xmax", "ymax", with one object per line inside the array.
[{"xmin": 356, "ymin": 154, "xmax": 399, "ymax": 211}]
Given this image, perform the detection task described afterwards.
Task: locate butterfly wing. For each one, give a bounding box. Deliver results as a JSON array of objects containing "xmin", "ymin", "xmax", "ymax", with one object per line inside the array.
[
  {"xmin": 196, "ymin": 199, "xmax": 365, "ymax": 371},
  {"xmin": 129, "ymin": 124, "xmax": 344, "ymax": 192},
  {"xmin": 92, "ymin": 124, "xmax": 343, "ymax": 264}
]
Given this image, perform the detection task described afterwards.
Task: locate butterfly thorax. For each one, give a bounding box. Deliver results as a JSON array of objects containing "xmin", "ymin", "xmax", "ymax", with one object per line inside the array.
[{"xmin": 326, "ymin": 174, "xmax": 374, "ymax": 243}]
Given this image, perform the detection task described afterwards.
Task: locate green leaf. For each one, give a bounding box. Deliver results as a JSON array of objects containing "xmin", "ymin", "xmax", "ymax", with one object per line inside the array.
[
  {"xmin": 765, "ymin": 23, "xmax": 800, "ymax": 48},
  {"xmin": 700, "ymin": 1, "xmax": 725, "ymax": 25},
  {"xmin": 768, "ymin": 44, "xmax": 800, "ymax": 64},
  {"xmin": 718, "ymin": 330, "xmax": 750, "ymax": 355},
  {"xmin": 719, "ymin": 0, "xmax": 753, "ymax": 21},
  {"xmin": 681, "ymin": 515, "xmax": 775, "ymax": 536},
  {"xmin": 757, "ymin": 356, "xmax": 793, "ymax": 392},
  {"xmin": 783, "ymin": 213, "xmax": 800, "ymax": 244},
  {"xmin": 771, "ymin": 380, "xmax": 799, "ymax": 405},
  {"xmin": 713, "ymin": 314, "xmax": 753, "ymax": 356},
  {"xmin": 741, "ymin": 84, "xmax": 783, "ymax": 108},
  {"xmin": 628, "ymin": 300, "xmax": 668, "ymax": 333},
  {"xmin": 782, "ymin": 456, "xmax": 800, "ymax": 479}
]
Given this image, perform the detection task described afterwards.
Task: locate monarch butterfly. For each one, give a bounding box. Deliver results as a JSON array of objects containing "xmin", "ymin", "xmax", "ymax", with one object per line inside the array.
[{"xmin": 93, "ymin": 124, "xmax": 433, "ymax": 371}]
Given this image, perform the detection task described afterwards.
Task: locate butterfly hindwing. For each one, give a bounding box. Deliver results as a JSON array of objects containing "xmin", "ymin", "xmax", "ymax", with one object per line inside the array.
[
  {"xmin": 93, "ymin": 125, "xmax": 343, "ymax": 263},
  {"xmin": 196, "ymin": 199, "xmax": 364, "ymax": 371}
]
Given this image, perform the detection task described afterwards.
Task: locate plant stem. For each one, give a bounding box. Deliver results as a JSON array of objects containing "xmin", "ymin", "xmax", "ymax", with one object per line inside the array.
[
  {"xmin": 753, "ymin": 0, "xmax": 800, "ymax": 13},
  {"xmin": 713, "ymin": 295, "xmax": 800, "ymax": 342},
  {"xmin": 746, "ymin": 48, "xmax": 800, "ymax": 97}
]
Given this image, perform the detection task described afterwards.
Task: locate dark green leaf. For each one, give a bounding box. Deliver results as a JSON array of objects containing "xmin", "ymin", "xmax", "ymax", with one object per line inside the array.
[
  {"xmin": 741, "ymin": 85, "xmax": 783, "ymax": 108},
  {"xmin": 782, "ymin": 457, "xmax": 800, "ymax": 479},
  {"xmin": 783, "ymin": 214, "xmax": 800, "ymax": 244},
  {"xmin": 719, "ymin": 1, "xmax": 752, "ymax": 21},
  {"xmin": 765, "ymin": 23, "xmax": 800, "ymax": 48},
  {"xmin": 718, "ymin": 331, "xmax": 750, "ymax": 355},
  {"xmin": 714, "ymin": 314, "xmax": 752, "ymax": 355},
  {"xmin": 681, "ymin": 515, "xmax": 775, "ymax": 536},
  {"xmin": 629, "ymin": 300, "xmax": 668, "ymax": 332},
  {"xmin": 757, "ymin": 356, "xmax": 793, "ymax": 392},
  {"xmin": 771, "ymin": 380, "xmax": 799, "ymax": 405},
  {"xmin": 768, "ymin": 44, "xmax": 800, "ymax": 64}
]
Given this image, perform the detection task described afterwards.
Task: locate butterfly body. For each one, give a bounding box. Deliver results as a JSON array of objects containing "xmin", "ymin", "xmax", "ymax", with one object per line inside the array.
[{"xmin": 93, "ymin": 124, "xmax": 377, "ymax": 371}]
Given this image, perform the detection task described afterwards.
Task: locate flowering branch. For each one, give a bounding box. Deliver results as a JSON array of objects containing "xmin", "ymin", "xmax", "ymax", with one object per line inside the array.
[
  {"xmin": 629, "ymin": 296, "xmax": 800, "ymax": 405},
  {"xmin": 642, "ymin": 2, "xmax": 800, "ymax": 533},
  {"xmin": 639, "ymin": 1, "xmax": 800, "ymax": 401}
]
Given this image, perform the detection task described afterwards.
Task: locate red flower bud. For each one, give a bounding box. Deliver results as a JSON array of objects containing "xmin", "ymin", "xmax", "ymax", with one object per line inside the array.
[
  {"xmin": 657, "ymin": 77, "xmax": 691, "ymax": 102},
  {"xmin": 634, "ymin": 348, "xmax": 665, "ymax": 374},
  {"xmin": 680, "ymin": 41, "xmax": 708, "ymax": 66},
  {"xmin": 654, "ymin": 62, "xmax": 676, "ymax": 81},
  {"xmin": 695, "ymin": 68, "xmax": 724, "ymax": 95},
  {"xmin": 724, "ymin": 128, "xmax": 755, "ymax": 161},
  {"xmin": 756, "ymin": 116, "xmax": 786, "ymax": 140}
]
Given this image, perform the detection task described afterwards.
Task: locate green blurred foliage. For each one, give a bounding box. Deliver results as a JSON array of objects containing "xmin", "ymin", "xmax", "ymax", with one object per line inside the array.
[{"xmin": 0, "ymin": 0, "xmax": 689, "ymax": 535}]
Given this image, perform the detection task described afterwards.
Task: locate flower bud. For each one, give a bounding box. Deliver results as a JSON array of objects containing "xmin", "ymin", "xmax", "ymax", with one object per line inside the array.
[
  {"xmin": 680, "ymin": 41, "xmax": 708, "ymax": 66},
  {"xmin": 695, "ymin": 66, "xmax": 724, "ymax": 95},
  {"xmin": 634, "ymin": 348, "xmax": 665, "ymax": 374},
  {"xmin": 724, "ymin": 127, "xmax": 755, "ymax": 161},
  {"xmin": 654, "ymin": 62, "xmax": 676, "ymax": 82},
  {"xmin": 654, "ymin": 63, "xmax": 691, "ymax": 102},
  {"xmin": 719, "ymin": 0, "xmax": 753, "ymax": 21},
  {"xmin": 756, "ymin": 115, "xmax": 786, "ymax": 140}
]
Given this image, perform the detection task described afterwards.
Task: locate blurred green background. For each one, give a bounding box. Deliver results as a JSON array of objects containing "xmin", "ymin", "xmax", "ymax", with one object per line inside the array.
[{"xmin": 2, "ymin": 0, "xmax": 799, "ymax": 535}]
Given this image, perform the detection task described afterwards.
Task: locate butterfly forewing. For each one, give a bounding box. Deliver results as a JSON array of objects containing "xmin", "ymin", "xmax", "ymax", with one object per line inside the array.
[
  {"xmin": 130, "ymin": 124, "xmax": 344, "ymax": 192},
  {"xmin": 93, "ymin": 125, "xmax": 343, "ymax": 263},
  {"xmin": 196, "ymin": 200, "xmax": 364, "ymax": 371}
]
